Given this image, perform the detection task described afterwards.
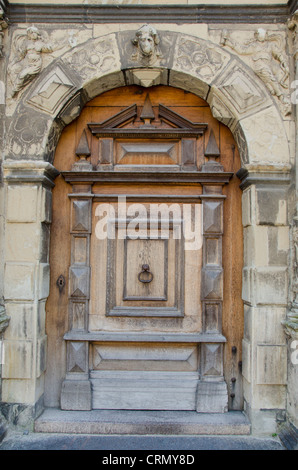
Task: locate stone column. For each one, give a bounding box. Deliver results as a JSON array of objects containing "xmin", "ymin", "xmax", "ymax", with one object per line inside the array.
[
  {"xmin": 1, "ymin": 161, "xmax": 59, "ymax": 429},
  {"xmin": 283, "ymin": 12, "xmax": 298, "ymax": 431},
  {"xmin": 0, "ymin": 7, "xmax": 9, "ymax": 440},
  {"xmin": 0, "ymin": 299, "xmax": 9, "ymax": 441},
  {"xmin": 238, "ymin": 167, "xmax": 290, "ymax": 434}
]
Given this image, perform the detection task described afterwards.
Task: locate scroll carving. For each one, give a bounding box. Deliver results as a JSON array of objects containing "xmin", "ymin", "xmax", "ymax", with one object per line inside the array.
[{"xmin": 220, "ymin": 28, "xmax": 291, "ymax": 115}]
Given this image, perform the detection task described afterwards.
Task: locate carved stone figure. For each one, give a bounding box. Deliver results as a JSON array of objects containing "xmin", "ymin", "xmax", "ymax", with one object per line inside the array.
[
  {"xmin": 132, "ymin": 24, "xmax": 161, "ymax": 65},
  {"xmin": 220, "ymin": 28, "xmax": 290, "ymax": 114},
  {"xmin": 8, "ymin": 26, "xmax": 53, "ymax": 98}
]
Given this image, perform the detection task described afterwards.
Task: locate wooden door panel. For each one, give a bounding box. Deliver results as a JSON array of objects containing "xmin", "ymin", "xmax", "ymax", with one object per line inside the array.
[{"xmin": 45, "ymin": 85, "xmax": 243, "ymax": 412}]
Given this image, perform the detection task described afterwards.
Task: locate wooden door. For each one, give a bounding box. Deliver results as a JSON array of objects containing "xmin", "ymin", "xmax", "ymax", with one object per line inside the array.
[{"xmin": 45, "ymin": 86, "xmax": 243, "ymax": 412}]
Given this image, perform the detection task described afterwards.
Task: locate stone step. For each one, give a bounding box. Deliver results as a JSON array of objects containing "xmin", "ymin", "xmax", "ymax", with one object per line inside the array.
[{"xmin": 35, "ymin": 409, "xmax": 251, "ymax": 435}]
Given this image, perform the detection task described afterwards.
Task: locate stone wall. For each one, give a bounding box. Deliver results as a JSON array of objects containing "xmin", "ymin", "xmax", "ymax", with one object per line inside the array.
[{"xmin": 0, "ymin": 0, "xmax": 297, "ymax": 435}]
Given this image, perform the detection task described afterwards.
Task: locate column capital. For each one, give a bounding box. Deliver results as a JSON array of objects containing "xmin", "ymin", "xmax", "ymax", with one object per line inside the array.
[
  {"xmin": 236, "ymin": 164, "xmax": 291, "ymax": 190},
  {"xmin": 2, "ymin": 160, "xmax": 60, "ymax": 188}
]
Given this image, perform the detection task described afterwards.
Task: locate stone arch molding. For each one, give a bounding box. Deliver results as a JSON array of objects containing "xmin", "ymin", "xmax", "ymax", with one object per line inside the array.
[{"xmin": 5, "ymin": 28, "xmax": 290, "ymax": 169}]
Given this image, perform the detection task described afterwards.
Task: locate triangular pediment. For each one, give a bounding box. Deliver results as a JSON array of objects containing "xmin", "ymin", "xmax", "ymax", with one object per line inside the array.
[{"xmin": 88, "ymin": 94, "xmax": 207, "ymax": 138}]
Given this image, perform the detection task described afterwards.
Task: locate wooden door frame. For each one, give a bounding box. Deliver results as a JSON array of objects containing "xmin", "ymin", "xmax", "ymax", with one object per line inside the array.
[{"xmin": 2, "ymin": 28, "xmax": 291, "ymax": 430}]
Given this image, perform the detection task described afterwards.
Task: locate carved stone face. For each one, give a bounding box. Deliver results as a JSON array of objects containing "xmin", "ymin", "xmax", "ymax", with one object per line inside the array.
[
  {"xmin": 27, "ymin": 27, "xmax": 40, "ymax": 41},
  {"xmin": 138, "ymin": 32, "xmax": 155, "ymax": 57},
  {"xmin": 255, "ymin": 28, "xmax": 267, "ymax": 42},
  {"xmin": 133, "ymin": 25, "xmax": 159, "ymax": 60}
]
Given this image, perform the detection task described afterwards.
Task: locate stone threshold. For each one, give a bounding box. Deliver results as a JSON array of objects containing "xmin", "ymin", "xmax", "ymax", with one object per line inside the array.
[{"xmin": 35, "ymin": 409, "xmax": 251, "ymax": 436}]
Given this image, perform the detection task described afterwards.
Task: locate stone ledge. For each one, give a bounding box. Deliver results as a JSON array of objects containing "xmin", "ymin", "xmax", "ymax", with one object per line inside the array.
[{"xmin": 35, "ymin": 409, "xmax": 251, "ymax": 436}]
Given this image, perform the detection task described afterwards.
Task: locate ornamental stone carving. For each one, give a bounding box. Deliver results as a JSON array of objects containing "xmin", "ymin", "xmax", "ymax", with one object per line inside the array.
[
  {"xmin": 288, "ymin": 11, "xmax": 298, "ymax": 61},
  {"xmin": 8, "ymin": 26, "xmax": 53, "ymax": 98},
  {"xmin": 64, "ymin": 35, "xmax": 119, "ymax": 81},
  {"xmin": 0, "ymin": 8, "xmax": 8, "ymax": 59},
  {"xmin": 283, "ymin": 220, "xmax": 298, "ymax": 336},
  {"xmin": 220, "ymin": 28, "xmax": 291, "ymax": 115},
  {"xmin": 131, "ymin": 24, "xmax": 162, "ymax": 65},
  {"xmin": 173, "ymin": 36, "xmax": 230, "ymax": 84}
]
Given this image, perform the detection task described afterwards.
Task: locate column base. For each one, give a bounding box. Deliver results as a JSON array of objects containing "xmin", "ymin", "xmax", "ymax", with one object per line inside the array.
[
  {"xmin": 196, "ymin": 381, "xmax": 228, "ymax": 413},
  {"xmin": 0, "ymin": 419, "xmax": 7, "ymax": 443},
  {"xmin": 60, "ymin": 380, "xmax": 92, "ymax": 411}
]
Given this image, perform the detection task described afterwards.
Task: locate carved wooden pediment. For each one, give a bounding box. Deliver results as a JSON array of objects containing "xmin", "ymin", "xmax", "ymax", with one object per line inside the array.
[{"xmin": 88, "ymin": 94, "xmax": 208, "ymax": 139}]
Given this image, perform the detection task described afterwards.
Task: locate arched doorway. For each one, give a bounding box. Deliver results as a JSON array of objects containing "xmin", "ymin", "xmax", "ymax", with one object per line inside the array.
[{"xmin": 45, "ymin": 85, "xmax": 243, "ymax": 413}]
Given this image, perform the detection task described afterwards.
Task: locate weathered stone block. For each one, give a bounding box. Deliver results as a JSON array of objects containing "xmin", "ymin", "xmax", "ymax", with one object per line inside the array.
[
  {"xmin": 252, "ymin": 384, "xmax": 287, "ymax": 410},
  {"xmin": 126, "ymin": 68, "xmax": 168, "ymax": 88},
  {"xmin": 242, "ymin": 187, "xmax": 253, "ymax": 227},
  {"xmin": 5, "ymin": 223, "xmax": 40, "ymax": 262},
  {"xmin": 242, "ymin": 267, "xmax": 253, "ymax": 305},
  {"xmin": 254, "ymin": 267, "xmax": 288, "ymax": 306},
  {"xmin": 244, "ymin": 225, "xmax": 269, "ymax": 267},
  {"xmin": 2, "ymin": 340, "xmax": 33, "ymax": 379},
  {"xmin": 169, "ymin": 70, "xmax": 209, "ymax": 100},
  {"xmin": 242, "ymin": 339, "xmax": 251, "ymax": 382},
  {"xmin": 6, "ymin": 185, "xmax": 38, "ymax": 223},
  {"xmin": 254, "ymin": 307, "xmax": 287, "ymax": 345},
  {"xmin": 2, "ymin": 379, "xmax": 36, "ymax": 404},
  {"xmin": 40, "ymin": 188, "xmax": 52, "ymax": 224},
  {"xmin": 256, "ymin": 187, "xmax": 288, "ymax": 226},
  {"xmin": 256, "ymin": 345, "xmax": 287, "ymax": 385},
  {"xmin": 3, "ymin": 303, "xmax": 34, "ymax": 340},
  {"xmin": 38, "ymin": 263, "xmax": 50, "ymax": 300},
  {"xmin": 36, "ymin": 335, "xmax": 47, "ymax": 378},
  {"xmin": 4, "ymin": 263, "xmax": 35, "ymax": 301},
  {"xmin": 237, "ymin": 106, "xmax": 290, "ymax": 165}
]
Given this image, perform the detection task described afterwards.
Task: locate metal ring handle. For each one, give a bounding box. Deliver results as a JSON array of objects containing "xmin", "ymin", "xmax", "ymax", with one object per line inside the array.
[{"xmin": 138, "ymin": 264, "xmax": 154, "ymax": 283}]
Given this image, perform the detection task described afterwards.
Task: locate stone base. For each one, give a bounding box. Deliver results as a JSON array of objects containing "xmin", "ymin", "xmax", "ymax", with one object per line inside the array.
[
  {"xmin": 196, "ymin": 381, "xmax": 228, "ymax": 413},
  {"xmin": 35, "ymin": 409, "xmax": 251, "ymax": 435},
  {"xmin": 0, "ymin": 419, "xmax": 7, "ymax": 443},
  {"xmin": 60, "ymin": 380, "xmax": 92, "ymax": 411},
  {"xmin": 279, "ymin": 421, "xmax": 298, "ymax": 450}
]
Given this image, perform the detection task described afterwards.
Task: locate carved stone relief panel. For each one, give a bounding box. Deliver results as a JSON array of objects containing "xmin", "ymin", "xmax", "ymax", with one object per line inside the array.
[
  {"xmin": 63, "ymin": 34, "xmax": 120, "ymax": 82},
  {"xmin": 212, "ymin": 60, "xmax": 272, "ymax": 121},
  {"xmin": 173, "ymin": 35, "xmax": 230, "ymax": 86},
  {"xmin": 218, "ymin": 28, "xmax": 291, "ymax": 116},
  {"xmin": 6, "ymin": 25, "xmax": 92, "ymax": 115},
  {"xmin": 5, "ymin": 105, "xmax": 54, "ymax": 159},
  {"xmin": 26, "ymin": 64, "xmax": 79, "ymax": 116}
]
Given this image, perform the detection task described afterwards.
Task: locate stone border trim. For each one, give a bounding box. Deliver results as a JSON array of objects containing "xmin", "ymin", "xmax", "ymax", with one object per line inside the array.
[{"xmin": 5, "ymin": 3, "xmax": 295, "ymax": 25}]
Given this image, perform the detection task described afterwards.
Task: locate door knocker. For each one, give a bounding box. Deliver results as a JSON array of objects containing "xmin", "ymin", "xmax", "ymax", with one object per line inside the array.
[{"xmin": 138, "ymin": 264, "xmax": 154, "ymax": 284}]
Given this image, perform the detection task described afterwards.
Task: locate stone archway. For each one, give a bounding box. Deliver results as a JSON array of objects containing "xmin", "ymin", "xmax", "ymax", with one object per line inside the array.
[{"xmin": 2, "ymin": 28, "xmax": 291, "ymax": 432}]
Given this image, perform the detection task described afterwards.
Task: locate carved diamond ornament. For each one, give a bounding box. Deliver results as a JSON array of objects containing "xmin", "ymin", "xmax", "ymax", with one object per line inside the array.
[{"xmin": 27, "ymin": 66, "xmax": 76, "ymax": 115}]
